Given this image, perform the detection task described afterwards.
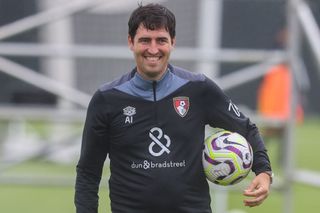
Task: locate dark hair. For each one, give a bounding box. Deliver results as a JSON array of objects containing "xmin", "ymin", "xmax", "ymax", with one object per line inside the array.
[{"xmin": 128, "ymin": 3, "xmax": 176, "ymax": 40}]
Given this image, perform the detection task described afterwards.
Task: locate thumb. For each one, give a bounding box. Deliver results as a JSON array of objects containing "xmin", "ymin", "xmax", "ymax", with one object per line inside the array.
[{"xmin": 244, "ymin": 180, "xmax": 258, "ymax": 194}]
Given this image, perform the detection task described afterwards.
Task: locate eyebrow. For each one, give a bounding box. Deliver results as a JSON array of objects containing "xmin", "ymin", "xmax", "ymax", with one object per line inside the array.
[{"xmin": 137, "ymin": 37, "xmax": 169, "ymax": 41}]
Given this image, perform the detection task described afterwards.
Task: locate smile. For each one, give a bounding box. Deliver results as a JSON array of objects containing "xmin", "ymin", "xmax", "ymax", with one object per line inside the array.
[
  {"xmin": 145, "ymin": 56, "xmax": 162, "ymax": 61},
  {"xmin": 144, "ymin": 56, "xmax": 162, "ymax": 63}
]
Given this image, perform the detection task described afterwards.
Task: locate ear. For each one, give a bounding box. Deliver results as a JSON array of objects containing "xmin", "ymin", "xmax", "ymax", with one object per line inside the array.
[
  {"xmin": 128, "ymin": 35, "xmax": 134, "ymax": 51},
  {"xmin": 171, "ymin": 37, "xmax": 176, "ymax": 50}
]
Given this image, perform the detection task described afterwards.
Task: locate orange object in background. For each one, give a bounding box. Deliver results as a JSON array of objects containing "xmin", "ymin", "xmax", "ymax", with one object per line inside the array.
[{"xmin": 257, "ymin": 64, "xmax": 304, "ymax": 123}]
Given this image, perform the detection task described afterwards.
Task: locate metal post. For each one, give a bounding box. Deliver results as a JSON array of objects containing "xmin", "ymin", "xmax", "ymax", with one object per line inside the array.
[
  {"xmin": 197, "ymin": 1, "xmax": 225, "ymax": 211},
  {"xmin": 283, "ymin": 0, "xmax": 301, "ymax": 212},
  {"xmin": 38, "ymin": 0, "xmax": 76, "ymax": 109},
  {"xmin": 295, "ymin": 0, "xmax": 320, "ymax": 75},
  {"xmin": 196, "ymin": 0, "xmax": 223, "ymax": 79},
  {"xmin": 37, "ymin": 0, "xmax": 77, "ymax": 163},
  {"xmin": 0, "ymin": 57, "xmax": 90, "ymax": 107}
]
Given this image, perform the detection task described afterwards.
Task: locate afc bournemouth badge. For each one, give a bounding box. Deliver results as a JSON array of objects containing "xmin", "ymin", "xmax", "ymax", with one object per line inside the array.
[{"xmin": 173, "ymin": 96, "xmax": 190, "ymax": 117}]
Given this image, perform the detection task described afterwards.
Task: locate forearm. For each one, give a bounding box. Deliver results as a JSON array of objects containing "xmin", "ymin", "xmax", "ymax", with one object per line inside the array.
[{"xmin": 252, "ymin": 150, "xmax": 272, "ymax": 175}]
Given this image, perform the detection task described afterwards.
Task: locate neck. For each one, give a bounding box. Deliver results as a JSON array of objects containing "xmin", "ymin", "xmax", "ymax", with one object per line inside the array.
[
  {"xmin": 137, "ymin": 68, "xmax": 168, "ymax": 81},
  {"xmin": 136, "ymin": 69, "xmax": 169, "ymax": 83},
  {"xmin": 137, "ymin": 66, "xmax": 169, "ymax": 81}
]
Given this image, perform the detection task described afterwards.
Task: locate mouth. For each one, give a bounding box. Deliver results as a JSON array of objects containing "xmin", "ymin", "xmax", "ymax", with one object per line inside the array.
[{"xmin": 144, "ymin": 55, "xmax": 162, "ymax": 62}]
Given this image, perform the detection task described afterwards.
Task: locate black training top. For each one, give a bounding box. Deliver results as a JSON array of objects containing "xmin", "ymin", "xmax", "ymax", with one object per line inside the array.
[{"xmin": 75, "ymin": 64, "xmax": 271, "ymax": 213}]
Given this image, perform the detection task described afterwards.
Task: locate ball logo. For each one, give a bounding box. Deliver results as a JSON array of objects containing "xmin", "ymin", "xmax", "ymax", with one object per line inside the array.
[
  {"xmin": 222, "ymin": 137, "xmax": 246, "ymax": 148},
  {"xmin": 243, "ymin": 151, "xmax": 252, "ymax": 165},
  {"xmin": 173, "ymin": 96, "xmax": 190, "ymax": 117},
  {"xmin": 149, "ymin": 127, "xmax": 171, "ymax": 157}
]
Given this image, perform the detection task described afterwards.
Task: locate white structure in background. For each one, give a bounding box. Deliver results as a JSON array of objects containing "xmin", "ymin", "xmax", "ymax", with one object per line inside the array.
[
  {"xmin": 196, "ymin": 0, "xmax": 222, "ymax": 79},
  {"xmin": 2, "ymin": 120, "xmax": 44, "ymax": 162},
  {"xmin": 37, "ymin": 0, "xmax": 77, "ymax": 163},
  {"xmin": 0, "ymin": 0, "xmax": 319, "ymax": 213}
]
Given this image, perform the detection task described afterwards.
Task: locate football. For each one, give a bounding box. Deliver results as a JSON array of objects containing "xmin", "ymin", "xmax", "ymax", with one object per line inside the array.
[{"xmin": 202, "ymin": 130, "xmax": 253, "ymax": 186}]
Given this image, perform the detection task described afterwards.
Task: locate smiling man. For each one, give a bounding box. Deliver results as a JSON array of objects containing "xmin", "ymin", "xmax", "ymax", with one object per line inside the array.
[
  {"xmin": 128, "ymin": 25, "xmax": 174, "ymax": 80},
  {"xmin": 75, "ymin": 3, "xmax": 273, "ymax": 213}
]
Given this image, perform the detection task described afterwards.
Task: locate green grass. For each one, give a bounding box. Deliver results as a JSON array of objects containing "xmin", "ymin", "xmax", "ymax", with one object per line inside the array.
[
  {"xmin": 0, "ymin": 184, "xmax": 111, "ymax": 213},
  {"xmin": 295, "ymin": 118, "xmax": 320, "ymax": 170},
  {"xmin": 0, "ymin": 184, "xmax": 76, "ymax": 213},
  {"xmin": 3, "ymin": 161, "xmax": 76, "ymax": 176},
  {"xmin": 0, "ymin": 162, "xmax": 111, "ymax": 213},
  {"xmin": 0, "ymin": 118, "xmax": 319, "ymax": 213}
]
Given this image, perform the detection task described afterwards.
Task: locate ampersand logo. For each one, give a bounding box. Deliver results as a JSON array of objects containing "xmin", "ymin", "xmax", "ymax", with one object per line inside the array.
[
  {"xmin": 148, "ymin": 127, "xmax": 171, "ymax": 157},
  {"xmin": 143, "ymin": 160, "xmax": 150, "ymax": 169}
]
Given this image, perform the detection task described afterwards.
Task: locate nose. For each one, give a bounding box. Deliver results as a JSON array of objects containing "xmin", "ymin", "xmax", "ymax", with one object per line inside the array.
[{"xmin": 147, "ymin": 40, "xmax": 159, "ymax": 54}]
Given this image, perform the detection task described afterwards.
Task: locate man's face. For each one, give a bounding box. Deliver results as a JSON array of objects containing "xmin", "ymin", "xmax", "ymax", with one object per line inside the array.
[{"xmin": 128, "ymin": 24, "xmax": 175, "ymax": 81}]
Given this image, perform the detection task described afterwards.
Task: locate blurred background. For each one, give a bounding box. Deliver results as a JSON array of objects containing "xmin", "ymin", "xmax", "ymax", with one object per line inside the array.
[{"xmin": 0, "ymin": 0, "xmax": 319, "ymax": 212}]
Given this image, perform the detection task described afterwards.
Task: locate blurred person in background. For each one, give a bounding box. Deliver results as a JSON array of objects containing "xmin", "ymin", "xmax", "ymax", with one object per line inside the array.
[
  {"xmin": 257, "ymin": 27, "xmax": 305, "ymax": 138},
  {"xmin": 75, "ymin": 3, "xmax": 273, "ymax": 213},
  {"xmin": 257, "ymin": 27, "xmax": 308, "ymax": 167}
]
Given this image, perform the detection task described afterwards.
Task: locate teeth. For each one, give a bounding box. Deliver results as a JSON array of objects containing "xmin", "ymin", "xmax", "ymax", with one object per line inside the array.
[{"xmin": 146, "ymin": 56, "xmax": 160, "ymax": 61}]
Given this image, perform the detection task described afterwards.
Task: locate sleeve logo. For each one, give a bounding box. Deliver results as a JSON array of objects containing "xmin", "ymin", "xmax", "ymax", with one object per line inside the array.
[{"xmin": 228, "ymin": 100, "xmax": 241, "ymax": 117}]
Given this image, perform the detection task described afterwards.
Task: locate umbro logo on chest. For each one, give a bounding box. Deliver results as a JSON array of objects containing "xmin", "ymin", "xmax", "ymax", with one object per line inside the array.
[{"xmin": 123, "ymin": 106, "xmax": 136, "ymax": 124}]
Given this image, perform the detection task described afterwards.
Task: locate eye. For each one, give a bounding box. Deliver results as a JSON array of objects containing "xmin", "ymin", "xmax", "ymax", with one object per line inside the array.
[
  {"xmin": 138, "ymin": 38, "xmax": 150, "ymax": 44},
  {"xmin": 157, "ymin": 38, "xmax": 168, "ymax": 45}
]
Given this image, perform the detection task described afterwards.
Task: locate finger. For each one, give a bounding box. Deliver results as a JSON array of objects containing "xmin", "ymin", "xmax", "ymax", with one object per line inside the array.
[
  {"xmin": 243, "ymin": 190, "xmax": 269, "ymax": 207},
  {"xmin": 244, "ymin": 184, "xmax": 268, "ymax": 196},
  {"xmin": 244, "ymin": 194, "xmax": 265, "ymax": 204},
  {"xmin": 244, "ymin": 199, "xmax": 262, "ymax": 207},
  {"xmin": 245, "ymin": 181, "xmax": 258, "ymax": 192},
  {"xmin": 243, "ymin": 188, "xmax": 257, "ymax": 196},
  {"xmin": 243, "ymin": 186, "xmax": 262, "ymax": 197},
  {"xmin": 244, "ymin": 193, "xmax": 266, "ymax": 204}
]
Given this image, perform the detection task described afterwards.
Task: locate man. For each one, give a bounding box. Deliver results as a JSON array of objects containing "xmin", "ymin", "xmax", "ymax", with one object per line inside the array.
[{"xmin": 75, "ymin": 3, "xmax": 272, "ymax": 213}]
